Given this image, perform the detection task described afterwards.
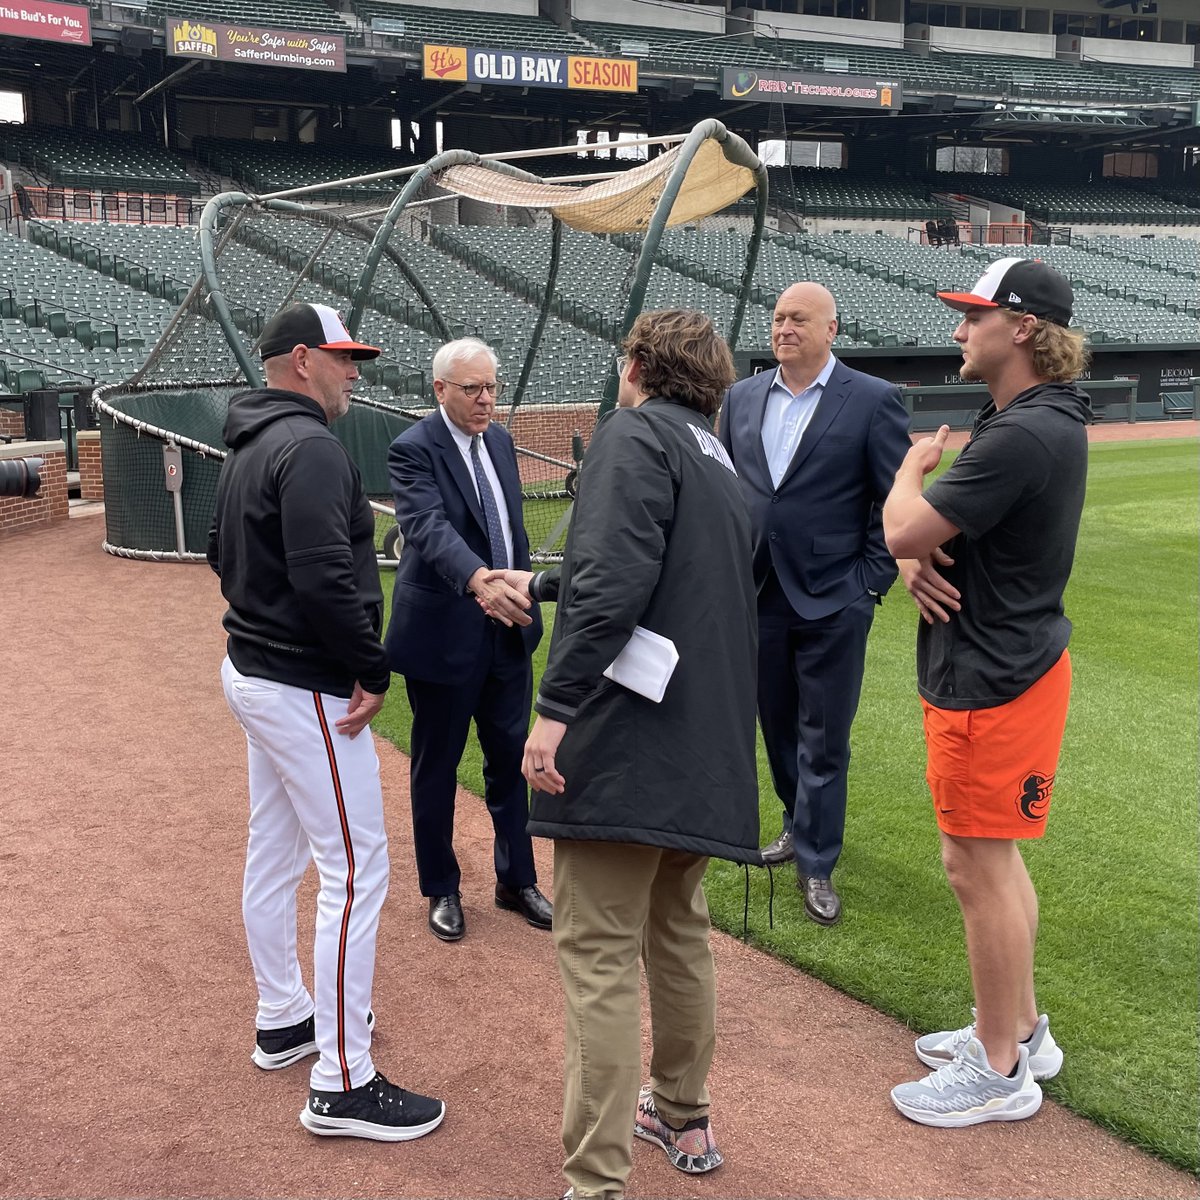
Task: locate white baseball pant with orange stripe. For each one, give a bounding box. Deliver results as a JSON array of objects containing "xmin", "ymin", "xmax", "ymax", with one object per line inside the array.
[{"xmin": 221, "ymin": 656, "xmax": 388, "ymax": 1092}]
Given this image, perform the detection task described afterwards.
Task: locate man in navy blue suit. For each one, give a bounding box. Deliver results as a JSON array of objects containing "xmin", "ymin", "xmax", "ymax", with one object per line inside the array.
[
  {"xmin": 385, "ymin": 337, "xmax": 552, "ymax": 943},
  {"xmin": 718, "ymin": 283, "xmax": 910, "ymax": 924}
]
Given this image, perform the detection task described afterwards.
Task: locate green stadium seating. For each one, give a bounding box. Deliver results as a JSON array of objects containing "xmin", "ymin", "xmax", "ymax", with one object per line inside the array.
[
  {"xmin": 932, "ymin": 50, "xmax": 1140, "ymax": 101},
  {"xmin": 931, "ymin": 174, "xmax": 1200, "ymax": 226},
  {"xmin": 145, "ymin": 0, "xmax": 346, "ymax": 33},
  {"xmin": 769, "ymin": 166, "xmax": 951, "ymax": 221},
  {"xmin": 193, "ymin": 137, "xmax": 416, "ymax": 200},
  {"xmin": 354, "ymin": 2, "xmax": 596, "ymax": 54},
  {"xmin": 0, "ymin": 125, "xmax": 198, "ymax": 197},
  {"xmin": 1096, "ymin": 62, "xmax": 1200, "ymax": 103},
  {"xmin": 764, "ymin": 37, "xmax": 980, "ymax": 92},
  {"xmin": 576, "ymin": 21, "xmax": 784, "ymax": 73}
]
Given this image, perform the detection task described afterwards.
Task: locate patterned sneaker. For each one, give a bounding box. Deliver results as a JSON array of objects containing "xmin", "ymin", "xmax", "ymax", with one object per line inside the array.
[
  {"xmin": 915, "ymin": 1010, "xmax": 1063, "ymax": 1081},
  {"xmin": 891, "ymin": 1037, "xmax": 1042, "ymax": 1128},
  {"xmin": 252, "ymin": 1009, "xmax": 374, "ymax": 1071},
  {"xmin": 299, "ymin": 1070, "xmax": 445, "ymax": 1141},
  {"xmin": 633, "ymin": 1085, "xmax": 723, "ymax": 1173}
]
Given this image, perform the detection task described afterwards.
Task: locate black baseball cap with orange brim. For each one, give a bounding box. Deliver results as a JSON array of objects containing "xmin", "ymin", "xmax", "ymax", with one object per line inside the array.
[{"xmin": 259, "ymin": 303, "xmax": 381, "ymax": 361}]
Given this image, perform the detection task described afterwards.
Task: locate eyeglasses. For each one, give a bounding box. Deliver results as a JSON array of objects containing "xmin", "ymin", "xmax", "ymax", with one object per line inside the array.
[
  {"xmin": 614, "ymin": 355, "xmax": 629, "ymax": 376},
  {"xmin": 442, "ymin": 379, "xmax": 505, "ymax": 400}
]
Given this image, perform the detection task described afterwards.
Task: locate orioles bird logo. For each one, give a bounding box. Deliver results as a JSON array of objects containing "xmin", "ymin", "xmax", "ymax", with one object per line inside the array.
[{"xmin": 1017, "ymin": 772, "xmax": 1054, "ymax": 822}]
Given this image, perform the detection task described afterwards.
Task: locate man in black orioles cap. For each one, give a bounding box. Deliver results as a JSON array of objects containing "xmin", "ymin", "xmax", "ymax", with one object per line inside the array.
[
  {"xmin": 882, "ymin": 259, "xmax": 1092, "ymax": 1128},
  {"xmin": 208, "ymin": 302, "xmax": 446, "ymax": 1142}
]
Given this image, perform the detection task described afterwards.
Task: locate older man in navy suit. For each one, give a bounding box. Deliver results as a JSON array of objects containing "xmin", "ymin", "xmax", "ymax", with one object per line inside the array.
[
  {"xmin": 386, "ymin": 337, "xmax": 552, "ymax": 943},
  {"xmin": 718, "ymin": 283, "xmax": 910, "ymax": 924}
]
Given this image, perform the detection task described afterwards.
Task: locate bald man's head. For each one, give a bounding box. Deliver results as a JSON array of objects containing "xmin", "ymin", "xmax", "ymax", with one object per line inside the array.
[
  {"xmin": 778, "ymin": 282, "xmax": 836, "ymax": 323},
  {"xmin": 772, "ymin": 282, "xmax": 838, "ymax": 387}
]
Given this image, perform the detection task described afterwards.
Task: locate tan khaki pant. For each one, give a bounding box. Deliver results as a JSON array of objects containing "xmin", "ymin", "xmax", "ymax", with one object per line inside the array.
[{"xmin": 553, "ymin": 839, "xmax": 717, "ymax": 1199}]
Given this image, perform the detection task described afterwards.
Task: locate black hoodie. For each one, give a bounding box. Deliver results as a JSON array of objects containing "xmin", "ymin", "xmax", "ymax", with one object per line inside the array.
[
  {"xmin": 917, "ymin": 380, "xmax": 1092, "ymax": 709},
  {"xmin": 207, "ymin": 387, "xmax": 390, "ymax": 698}
]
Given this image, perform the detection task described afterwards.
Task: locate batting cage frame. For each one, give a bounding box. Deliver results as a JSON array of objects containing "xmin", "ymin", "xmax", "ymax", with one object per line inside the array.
[{"xmin": 93, "ymin": 119, "xmax": 767, "ymax": 562}]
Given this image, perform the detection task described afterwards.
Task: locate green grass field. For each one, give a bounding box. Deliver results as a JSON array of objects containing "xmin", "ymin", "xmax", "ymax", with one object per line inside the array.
[{"xmin": 374, "ymin": 439, "xmax": 1199, "ymax": 1172}]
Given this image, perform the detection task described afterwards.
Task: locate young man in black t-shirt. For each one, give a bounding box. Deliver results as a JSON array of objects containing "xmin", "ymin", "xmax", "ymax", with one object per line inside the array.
[{"xmin": 882, "ymin": 259, "xmax": 1091, "ymax": 1128}]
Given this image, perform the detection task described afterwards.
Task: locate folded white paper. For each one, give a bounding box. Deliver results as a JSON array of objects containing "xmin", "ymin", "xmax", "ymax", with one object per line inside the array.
[{"xmin": 603, "ymin": 626, "xmax": 679, "ymax": 703}]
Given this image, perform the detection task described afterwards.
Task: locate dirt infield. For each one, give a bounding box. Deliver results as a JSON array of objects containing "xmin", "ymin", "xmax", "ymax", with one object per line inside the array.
[{"xmin": 3, "ymin": 425, "xmax": 1196, "ymax": 1200}]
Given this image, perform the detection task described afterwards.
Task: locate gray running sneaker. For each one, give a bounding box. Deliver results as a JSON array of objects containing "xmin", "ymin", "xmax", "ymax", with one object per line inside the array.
[
  {"xmin": 915, "ymin": 1010, "xmax": 1063, "ymax": 1081},
  {"xmin": 891, "ymin": 1037, "xmax": 1042, "ymax": 1128}
]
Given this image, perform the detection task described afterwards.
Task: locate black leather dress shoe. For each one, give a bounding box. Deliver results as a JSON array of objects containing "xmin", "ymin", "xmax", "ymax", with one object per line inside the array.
[
  {"xmin": 760, "ymin": 830, "xmax": 794, "ymax": 866},
  {"xmin": 798, "ymin": 874, "xmax": 842, "ymax": 925},
  {"xmin": 495, "ymin": 882, "xmax": 553, "ymax": 930},
  {"xmin": 428, "ymin": 893, "xmax": 465, "ymax": 942}
]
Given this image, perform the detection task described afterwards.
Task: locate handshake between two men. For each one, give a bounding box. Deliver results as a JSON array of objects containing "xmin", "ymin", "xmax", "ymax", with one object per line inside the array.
[
  {"xmin": 469, "ymin": 566, "xmax": 536, "ymax": 627},
  {"xmin": 469, "ymin": 567, "xmax": 568, "ymax": 797}
]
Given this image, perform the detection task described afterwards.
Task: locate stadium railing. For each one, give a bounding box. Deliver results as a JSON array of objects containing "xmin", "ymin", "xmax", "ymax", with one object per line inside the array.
[
  {"xmin": 16, "ymin": 186, "xmax": 199, "ymax": 226},
  {"xmin": 903, "ymin": 378, "xmax": 1140, "ymax": 429}
]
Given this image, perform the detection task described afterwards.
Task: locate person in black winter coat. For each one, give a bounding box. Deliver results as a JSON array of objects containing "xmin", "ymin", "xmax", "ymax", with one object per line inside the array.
[{"xmin": 492, "ymin": 310, "xmax": 760, "ymax": 1198}]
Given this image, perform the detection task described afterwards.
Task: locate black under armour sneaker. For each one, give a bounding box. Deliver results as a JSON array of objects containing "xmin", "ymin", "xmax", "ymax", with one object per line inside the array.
[
  {"xmin": 299, "ymin": 1071, "xmax": 445, "ymax": 1141},
  {"xmin": 252, "ymin": 1009, "xmax": 375, "ymax": 1071}
]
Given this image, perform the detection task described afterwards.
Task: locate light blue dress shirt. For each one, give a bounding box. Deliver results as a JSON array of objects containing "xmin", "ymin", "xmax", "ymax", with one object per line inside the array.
[{"xmin": 760, "ymin": 355, "xmax": 837, "ymax": 489}]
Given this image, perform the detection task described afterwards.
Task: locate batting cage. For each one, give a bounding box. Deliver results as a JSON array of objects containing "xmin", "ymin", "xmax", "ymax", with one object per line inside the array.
[{"xmin": 94, "ymin": 118, "xmax": 767, "ymax": 562}]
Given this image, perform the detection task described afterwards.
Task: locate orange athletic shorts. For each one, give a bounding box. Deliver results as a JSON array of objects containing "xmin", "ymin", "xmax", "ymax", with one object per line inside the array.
[{"xmin": 921, "ymin": 651, "xmax": 1072, "ymax": 840}]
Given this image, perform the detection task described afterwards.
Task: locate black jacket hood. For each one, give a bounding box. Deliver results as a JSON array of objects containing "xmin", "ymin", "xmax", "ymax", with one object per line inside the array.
[
  {"xmin": 208, "ymin": 385, "xmax": 389, "ymax": 699},
  {"xmin": 223, "ymin": 387, "xmax": 327, "ymax": 449},
  {"xmin": 977, "ymin": 380, "xmax": 1092, "ymax": 432}
]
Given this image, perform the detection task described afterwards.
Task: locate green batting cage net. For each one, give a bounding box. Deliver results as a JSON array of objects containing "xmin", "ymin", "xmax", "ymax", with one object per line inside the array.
[{"xmin": 94, "ymin": 119, "xmax": 767, "ymax": 562}]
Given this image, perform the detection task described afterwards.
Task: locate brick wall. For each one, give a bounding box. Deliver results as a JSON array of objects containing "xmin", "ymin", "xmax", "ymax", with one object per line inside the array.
[
  {"xmin": 0, "ymin": 441, "xmax": 70, "ymax": 535},
  {"xmin": 0, "ymin": 406, "xmax": 24, "ymax": 439},
  {"xmin": 505, "ymin": 403, "xmax": 599, "ymax": 486},
  {"xmin": 77, "ymin": 430, "xmax": 104, "ymax": 501}
]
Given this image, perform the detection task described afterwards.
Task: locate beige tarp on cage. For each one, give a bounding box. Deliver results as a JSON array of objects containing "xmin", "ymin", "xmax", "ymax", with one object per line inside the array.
[{"xmin": 438, "ymin": 138, "xmax": 756, "ymax": 235}]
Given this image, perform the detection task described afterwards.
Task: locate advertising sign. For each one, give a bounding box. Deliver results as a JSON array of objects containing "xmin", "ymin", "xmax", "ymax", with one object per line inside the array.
[
  {"xmin": 0, "ymin": 0, "xmax": 90, "ymax": 46},
  {"xmin": 167, "ymin": 18, "xmax": 345, "ymax": 72},
  {"xmin": 721, "ymin": 67, "xmax": 901, "ymax": 110},
  {"xmin": 424, "ymin": 44, "xmax": 637, "ymax": 93}
]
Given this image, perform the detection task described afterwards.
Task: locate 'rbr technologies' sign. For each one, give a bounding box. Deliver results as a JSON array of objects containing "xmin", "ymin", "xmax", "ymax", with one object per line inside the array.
[{"xmin": 721, "ymin": 66, "xmax": 902, "ymax": 110}]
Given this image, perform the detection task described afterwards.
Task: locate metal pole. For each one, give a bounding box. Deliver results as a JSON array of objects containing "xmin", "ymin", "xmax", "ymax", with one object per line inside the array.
[
  {"xmin": 598, "ymin": 119, "xmax": 765, "ymax": 418},
  {"xmin": 345, "ymin": 151, "xmax": 551, "ymax": 341},
  {"xmin": 507, "ymin": 216, "xmax": 562, "ymax": 424},
  {"xmin": 172, "ymin": 489, "xmax": 186, "ymax": 554},
  {"xmin": 198, "ymin": 192, "xmax": 262, "ymax": 387},
  {"xmin": 132, "ymin": 60, "xmax": 200, "ymax": 107},
  {"xmin": 730, "ymin": 157, "xmax": 769, "ymax": 352},
  {"xmin": 259, "ymin": 133, "xmax": 689, "ymax": 202},
  {"xmin": 163, "ymin": 440, "xmax": 187, "ymax": 554}
]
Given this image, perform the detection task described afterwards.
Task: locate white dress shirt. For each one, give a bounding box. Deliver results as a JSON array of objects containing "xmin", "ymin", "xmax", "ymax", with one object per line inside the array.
[
  {"xmin": 439, "ymin": 405, "xmax": 514, "ymax": 569},
  {"xmin": 761, "ymin": 354, "xmax": 837, "ymax": 489}
]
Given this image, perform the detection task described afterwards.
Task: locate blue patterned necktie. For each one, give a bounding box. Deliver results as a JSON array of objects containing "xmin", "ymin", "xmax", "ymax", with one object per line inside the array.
[{"xmin": 470, "ymin": 434, "xmax": 509, "ymax": 570}]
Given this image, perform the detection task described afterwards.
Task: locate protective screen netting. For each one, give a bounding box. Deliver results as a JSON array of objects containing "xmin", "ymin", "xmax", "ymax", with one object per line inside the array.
[{"xmin": 97, "ymin": 121, "xmax": 765, "ymax": 561}]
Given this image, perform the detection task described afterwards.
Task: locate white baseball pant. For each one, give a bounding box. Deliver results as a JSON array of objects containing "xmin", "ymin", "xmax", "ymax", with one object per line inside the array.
[{"xmin": 221, "ymin": 656, "xmax": 388, "ymax": 1092}]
